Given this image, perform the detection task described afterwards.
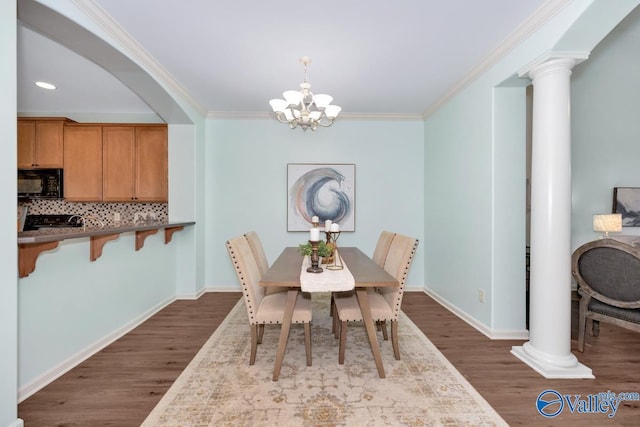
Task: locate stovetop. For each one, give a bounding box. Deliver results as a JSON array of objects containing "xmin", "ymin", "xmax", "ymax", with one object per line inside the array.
[{"xmin": 23, "ymin": 214, "xmax": 84, "ymax": 231}]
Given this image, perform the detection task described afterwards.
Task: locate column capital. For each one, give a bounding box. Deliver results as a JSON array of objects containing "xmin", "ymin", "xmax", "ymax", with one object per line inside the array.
[{"xmin": 518, "ymin": 51, "xmax": 590, "ymax": 79}]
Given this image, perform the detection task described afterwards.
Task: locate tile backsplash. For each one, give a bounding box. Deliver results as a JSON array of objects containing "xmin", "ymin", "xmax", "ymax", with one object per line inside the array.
[{"xmin": 20, "ymin": 199, "xmax": 168, "ymax": 226}]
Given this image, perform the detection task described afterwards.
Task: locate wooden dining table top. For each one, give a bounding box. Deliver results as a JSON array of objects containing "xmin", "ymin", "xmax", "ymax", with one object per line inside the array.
[{"xmin": 259, "ymin": 246, "xmax": 398, "ymax": 288}]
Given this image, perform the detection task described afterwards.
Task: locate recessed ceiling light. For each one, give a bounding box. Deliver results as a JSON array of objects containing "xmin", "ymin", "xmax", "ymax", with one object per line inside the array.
[{"xmin": 35, "ymin": 81, "xmax": 56, "ymax": 90}]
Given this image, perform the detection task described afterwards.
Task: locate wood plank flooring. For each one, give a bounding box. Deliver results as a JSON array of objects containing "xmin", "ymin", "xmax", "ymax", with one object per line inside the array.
[{"xmin": 18, "ymin": 291, "xmax": 639, "ymax": 426}]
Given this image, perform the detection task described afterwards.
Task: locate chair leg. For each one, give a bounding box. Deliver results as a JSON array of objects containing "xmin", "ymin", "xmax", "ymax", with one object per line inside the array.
[
  {"xmin": 332, "ymin": 304, "xmax": 339, "ymax": 338},
  {"xmin": 330, "ymin": 292, "xmax": 335, "ymax": 317},
  {"xmin": 380, "ymin": 320, "xmax": 389, "ymax": 340},
  {"xmin": 338, "ymin": 320, "xmax": 347, "ymax": 364},
  {"xmin": 249, "ymin": 324, "xmax": 258, "ymax": 365},
  {"xmin": 578, "ymin": 299, "xmax": 588, "ymax": 352},
  {"xmin": 391, "ymin": 320, "xmax": 400, "ymax": 360},
  {"xmin": 304, "ymin": 322, "xmax": 312, "ymax": 366},
  {"xmin": 257, "ymin": 324, "xmax": 265, "ymax": 344}
]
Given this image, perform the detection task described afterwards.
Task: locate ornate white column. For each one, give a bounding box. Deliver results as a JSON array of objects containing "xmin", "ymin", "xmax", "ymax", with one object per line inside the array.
[{"xmin": 511, "ymin": 53, "xmax": 593, "ymax": 378}]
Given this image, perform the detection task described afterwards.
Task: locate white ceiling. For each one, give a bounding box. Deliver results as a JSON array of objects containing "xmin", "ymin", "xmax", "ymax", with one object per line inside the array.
[{"xmin": 18, "ymin": 0, "xmax": 561, "ymax": 119}]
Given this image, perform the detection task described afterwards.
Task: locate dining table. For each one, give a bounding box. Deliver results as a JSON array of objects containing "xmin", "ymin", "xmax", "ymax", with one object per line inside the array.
[{"xmin": 259, "ymin": 246, "xmax": 399, "ymax": 381}]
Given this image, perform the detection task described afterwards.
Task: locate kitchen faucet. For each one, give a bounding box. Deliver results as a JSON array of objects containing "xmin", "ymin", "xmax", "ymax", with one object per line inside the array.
[{"xmin": 68, "ymin": 214, "xmax": 105, "ymax": 231}]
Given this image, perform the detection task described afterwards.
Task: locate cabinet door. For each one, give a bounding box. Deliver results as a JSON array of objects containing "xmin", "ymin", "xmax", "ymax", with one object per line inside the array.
[
  {"xmin": 103, "ymin": 126, "xmax": 136, "ymax": 202},
  {"xmin": 17, "ymin": 120, "xmax": 36, "ymax": 168},
  {"xmin": 135, "ymin": 126, "xmax": 168, "ymax": 202},
  {"xmin": 35, "ymin": 120, "xmax": 64, "ymax": 168},
  {"xmin": 17, "ymin": 119, "xmax": 64, "ymax": 168},
  {"xmin": 63, "ymin": 126, "xmax": 103, "ymax": 201}
]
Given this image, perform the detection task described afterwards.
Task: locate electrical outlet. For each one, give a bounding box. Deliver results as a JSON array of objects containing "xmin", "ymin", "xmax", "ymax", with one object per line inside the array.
[
  {"xmin": 113, "ymin": 212, "xmax": 121, "ymax": 222},
  {"xmin": 478, "ymin": 289, "xmax": 485, "ymax": 303}
]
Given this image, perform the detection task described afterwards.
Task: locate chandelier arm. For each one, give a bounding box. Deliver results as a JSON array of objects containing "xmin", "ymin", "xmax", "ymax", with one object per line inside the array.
[
  {"xmin": 273, "ymin": 112, "xmax": 291, "ymax": 124},
  {"xmin": 316, "ymin": 119, "xmax": 335, "ymax": 128}
]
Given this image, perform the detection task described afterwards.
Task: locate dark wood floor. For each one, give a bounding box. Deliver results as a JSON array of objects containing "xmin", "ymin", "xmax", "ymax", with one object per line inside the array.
[{"xmin": 18, "ymin": 291, "xmax": 639, "ymax": 426}]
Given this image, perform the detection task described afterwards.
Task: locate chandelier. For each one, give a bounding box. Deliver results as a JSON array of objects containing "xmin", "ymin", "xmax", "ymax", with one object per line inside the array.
[{"xmin": 269, "ymin": 57, "xmax": 341, "ymax": 131}]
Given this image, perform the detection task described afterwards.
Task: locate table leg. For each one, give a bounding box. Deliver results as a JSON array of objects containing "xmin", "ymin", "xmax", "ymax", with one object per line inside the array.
[
  {"xmin": 272, "ymin": 289, "xmax": 298, "ymax": 381},
  {"xmin": 355, "ymin": 288, "xmax": 386, "ymax": 378}
]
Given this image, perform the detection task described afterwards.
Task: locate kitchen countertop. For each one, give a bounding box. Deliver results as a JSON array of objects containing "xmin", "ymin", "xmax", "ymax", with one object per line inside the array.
[{"xmin": 18, "ymin": 221, "xmax": 195, "ymax": 244}]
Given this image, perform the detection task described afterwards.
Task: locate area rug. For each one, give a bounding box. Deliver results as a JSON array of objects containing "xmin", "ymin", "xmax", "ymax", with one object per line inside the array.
[{"xmin": 142, "ymin": 293, "xmax": 507, "ymax": 426}]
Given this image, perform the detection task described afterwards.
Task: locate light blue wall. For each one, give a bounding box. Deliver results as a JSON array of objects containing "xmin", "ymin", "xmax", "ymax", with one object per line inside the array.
[
  {"xmin": 423, "ymin": 0, "xmax": 639, "ymax": 333},
  {"xmin": 571, "ymin": 4, "xmax": 640, "ymax": 248},
  {"xmin": 206, "ymin": 118, "xmax": 425, "ymax": 289},
  {"xmin": 1, "ymin": 1, "xmax": 20, "ymax": 425},
  {"xmin": 17, "ymin": 235, "xmax": 176, "ymax": 394}
]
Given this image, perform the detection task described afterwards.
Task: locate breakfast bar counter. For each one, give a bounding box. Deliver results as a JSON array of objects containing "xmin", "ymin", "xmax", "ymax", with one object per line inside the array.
[{"xmin": 18, "ymin": 221, "xmax": 195, "ymax": 278}]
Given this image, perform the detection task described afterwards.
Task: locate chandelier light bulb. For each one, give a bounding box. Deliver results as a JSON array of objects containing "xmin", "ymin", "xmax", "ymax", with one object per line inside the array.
[{"xmin": 268, "ymin": 57, "xmax": 341, "ymax": 131}]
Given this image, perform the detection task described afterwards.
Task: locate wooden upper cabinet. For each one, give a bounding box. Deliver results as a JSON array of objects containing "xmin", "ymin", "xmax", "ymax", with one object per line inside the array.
[
  {"xmin": 103, "ymin": 126, "xmax": 136, "ymax": 202},
  {"xmin": 135, "ymin": 126, "xmax": 168, "ymax": 202},
  {"xmin": 103, "ymin": 125, "xmax": 167, "ymax": 202},
  {"xmin": 63, "ymin": 125, "xmax": 103, "ymax": 201},
  {"xmin": 18, "ymin": 118, "xmax": 67, "ymax": 168}
]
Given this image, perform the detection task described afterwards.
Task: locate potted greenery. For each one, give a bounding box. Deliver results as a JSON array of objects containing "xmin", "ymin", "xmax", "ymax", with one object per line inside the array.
[{"xmin": 298, "ymin": 241, "xmax": 332, "ymax": 258}]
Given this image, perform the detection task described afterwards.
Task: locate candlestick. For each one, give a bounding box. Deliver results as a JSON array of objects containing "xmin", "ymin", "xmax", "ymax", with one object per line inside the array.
[
  {"xmin": 306, "ymin": 240, "xmax": 323, "ymax": 273},
  {"xmin": 322, "ymin": 230, "xmax": 335, "ymax": 264},
  {"xmin": 326, "ymin": 231, "xmax": 344, "ymax": 270}
]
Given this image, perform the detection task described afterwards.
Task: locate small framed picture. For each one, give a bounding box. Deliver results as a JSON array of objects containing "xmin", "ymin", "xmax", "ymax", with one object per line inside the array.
[
  {"xmin": 287, "ymin": 163, "xmax": 355, "ymax": 232},
  {"xmin": 613, "ymin": 187, "xmax": 640, "ymax": 227}
]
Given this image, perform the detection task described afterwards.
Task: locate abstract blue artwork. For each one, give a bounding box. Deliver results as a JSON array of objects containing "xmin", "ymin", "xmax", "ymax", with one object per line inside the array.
[
  {"xmin": 287, "ymin": 163, "xmax": 355, "ymax": 231},
  {"xmin": 613, "ymin": 187, "xmax": 640, "ymax": 227}
]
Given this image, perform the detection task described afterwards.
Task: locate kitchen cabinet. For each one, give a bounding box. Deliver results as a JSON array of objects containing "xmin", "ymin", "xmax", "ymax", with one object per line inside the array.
[
  {"xmin": 103, "ymin": 125, "xmax": 168, "ymax": 202},
  {"xmin": 63, "ymin": 125, "xmax": 103, "ymax": 201},
  {"xmin": 18, "ymin": 118, "xmax": 69, "ymax": 168}
]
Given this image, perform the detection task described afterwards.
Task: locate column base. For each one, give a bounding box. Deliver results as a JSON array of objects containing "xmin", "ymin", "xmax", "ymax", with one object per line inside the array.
[{"xmin": 511, "ymin": 343, "xmax": 594, "ymax": 379}]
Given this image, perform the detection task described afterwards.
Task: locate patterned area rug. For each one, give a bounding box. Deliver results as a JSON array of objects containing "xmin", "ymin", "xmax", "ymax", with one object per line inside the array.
[{"xmin": 143, "ymin": 293, "xmax": 507, "ymax": 426}]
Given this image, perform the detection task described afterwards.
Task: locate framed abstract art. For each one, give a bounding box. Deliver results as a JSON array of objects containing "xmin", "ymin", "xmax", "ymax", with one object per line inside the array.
[
  {"xmin": 613, "ymin": 187, "xmax": 640, "ymax": 227},
  {"xmin": 287, "ymin": 163, "xmax": 355, "ymax": 231}
]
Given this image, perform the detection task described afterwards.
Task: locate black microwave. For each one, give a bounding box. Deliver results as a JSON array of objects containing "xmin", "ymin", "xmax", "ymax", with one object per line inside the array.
[{"xmin": 18, "ymin": 168, "xmax": 64, "ymax": 199}]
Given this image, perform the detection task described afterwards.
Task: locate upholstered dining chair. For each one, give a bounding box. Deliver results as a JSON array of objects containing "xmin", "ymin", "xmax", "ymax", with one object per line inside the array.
[
  {"xmin": 330, "ymin": 230, "xmax": 396, "ymax": 329},
  {"xmin": 244, "ymin": 231, "xmax": 269, "ymax": 275},
  {"xmin": 244, "ymin": 231, "xmax": 286, "ymax": 295},
  {"xmin": 571, "ymin": 238, "xmax": 640, "ymax": 352},
  {"xmin": 371, "ymin": 230, "xmax": 396, "ymax": 335},
  {"xmin": 226, "ymin": 235, "xmax": 313, "ymax": 366},
  {"xmin": 333, "ymin": 233, "xmax": 418, "ymax": 364},
  {"xmin": 372, "ymin": 230, "xmax": 396, "ymax": 267}
]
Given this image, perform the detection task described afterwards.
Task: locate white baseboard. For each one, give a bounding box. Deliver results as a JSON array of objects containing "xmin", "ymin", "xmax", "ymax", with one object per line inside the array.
[
  {"xmin": 175, "ymin": 287, "xmax": 208, "ymax": 300},
  {"xmin": 7, "ymin": 419, "xmax": 24, "ymax": 427},
  {"xmin": 18, "ymin": 295, "xmax": 176, "ymax": 403},
  {"xmin": 423, "ymin": 289, "xmax": 529, "ymax": 340},
  {"xmin": 202, "ymin": 285, "xmax": 242, "ymax": 293},
  {"xmin": 175, "ymin": 286, "xmax": 242, "ymax": 299}
]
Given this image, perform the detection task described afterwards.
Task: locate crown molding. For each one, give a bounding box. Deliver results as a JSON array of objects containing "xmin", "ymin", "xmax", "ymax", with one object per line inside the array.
[
  {"xmin": 73, "ymin": 0, "xmax": 208, "ymax": 118},
  {"xmin": 422, "ymin": 0, "xmax": 574, "ymax": 119},
  {"xmin": 207, "ymin": 111, "xmax": 424, "ymax": 121},
  {"xmin": 207, "ymin": 111, "xmax": 272, "ymax": 120}
]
